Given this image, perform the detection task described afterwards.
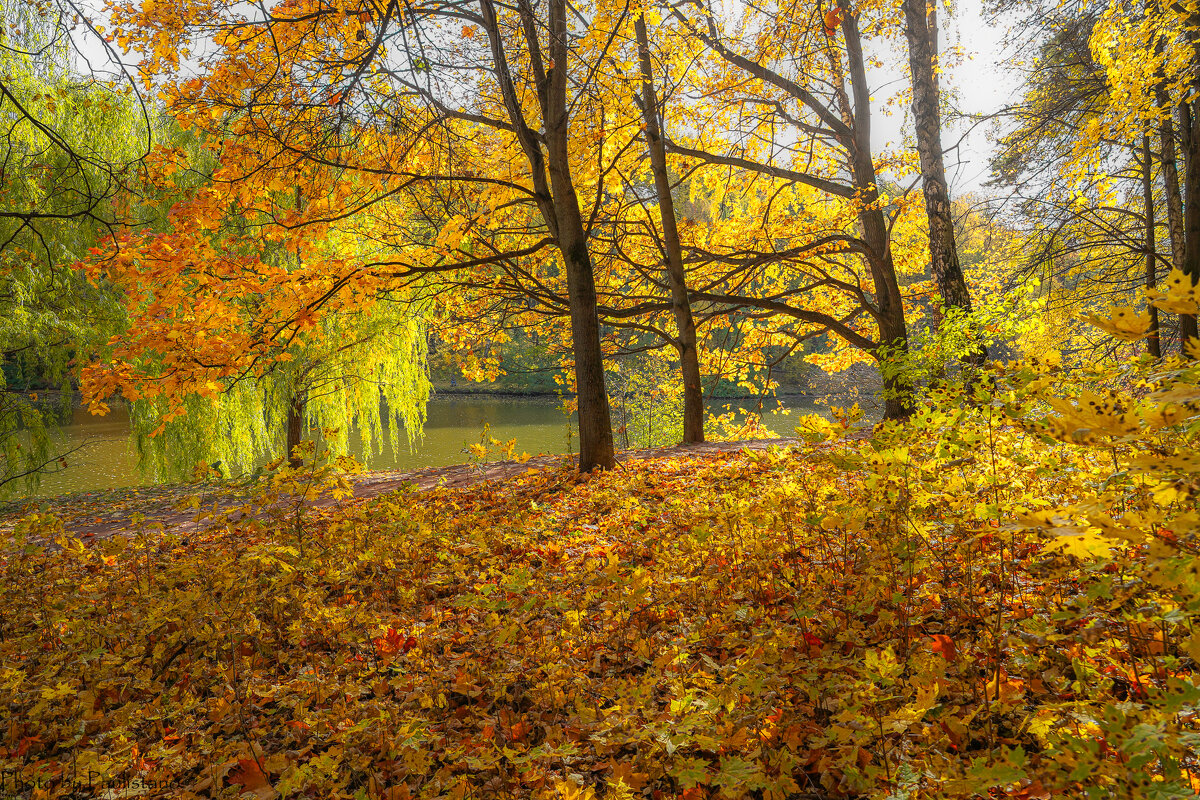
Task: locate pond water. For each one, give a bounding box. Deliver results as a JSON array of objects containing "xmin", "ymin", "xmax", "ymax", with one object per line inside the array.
[{"xmin": 22, "ymin": 394, "xmax": 824, "ymax": 498}]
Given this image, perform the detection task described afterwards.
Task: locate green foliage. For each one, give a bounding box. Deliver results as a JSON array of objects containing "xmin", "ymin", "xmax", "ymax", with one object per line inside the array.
[
  {"xmin": 0, "ymin": 263, "xmax": 114, "ymax": 497},
  {"xmin": 881, "ymin": 281, "xmax": 1050, "ymax": 401},
  {"xmin": 608, "ymin": 350, "xmax": 685, "ymax": 448},
  {"xmin": 0, "ymin": 0, "xmax": 145, "ymax": 496},
  {"xmin": 131, "ymin": 301, "xmax": 431, "ymax": 481},
  {"xmin": 431, "ymin": 331, "xmax": 565, "ymax": 395},
  {"xmin": 0, "ymin": 0, "xmax": 149, "ymax": 250}
]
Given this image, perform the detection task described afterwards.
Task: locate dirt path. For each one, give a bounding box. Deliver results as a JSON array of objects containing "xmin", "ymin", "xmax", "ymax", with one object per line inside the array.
[{"xmin": 1, "ymin": 437, "xmax": 831, "ymax": 541}]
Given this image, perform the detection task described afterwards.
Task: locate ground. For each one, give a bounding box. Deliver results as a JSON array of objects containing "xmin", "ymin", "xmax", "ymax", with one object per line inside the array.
[{"xmin": 0, "ymin": 425, "xmax": 1195, "ymax": 799}]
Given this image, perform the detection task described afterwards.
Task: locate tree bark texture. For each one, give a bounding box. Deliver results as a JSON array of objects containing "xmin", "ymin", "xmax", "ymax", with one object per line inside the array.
[
  {"xmin": 1179, "ymin": 101, "xmax": 1200, "ymax": 348},
  {"xmin": 286, "ymin": 393, "xmax": 306, "ymax": 468},
  {"xmin": 1155, "ymin": 77, "xmax": 1186, "ymax": 273}
]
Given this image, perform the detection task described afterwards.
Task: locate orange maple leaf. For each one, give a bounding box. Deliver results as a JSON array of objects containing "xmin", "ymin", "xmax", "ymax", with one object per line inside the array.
[
  {"xmin": 227, "ymin": 758, "xmax": 273, "ymax": 799},
  {"xmin": 823, "ymin": 7, "xmax": 843, "ymax": 36},
  {"xmin": 374, "ymin": 627, "xmax": 416, "ymax": 657},
  {"xmin": 930, "ymin": 634, "xmax": 957, "ymax": 662}
]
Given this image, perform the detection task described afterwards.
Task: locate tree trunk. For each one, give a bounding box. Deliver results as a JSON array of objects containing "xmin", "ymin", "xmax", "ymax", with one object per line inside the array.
[
  {"xmin": 902, "ymin": 0, "xmax": 985, "ymax": 367},
  {"xmin": 542, "ymin": 0, "xmax": 615, "ymax": 470},
  {"xmin": 286, "ymin": 392, "xmax": 305, "ymax": 468},
  {"xmin": 1144, "ymin": 134, "xmax": 1162, "ymax": 359},
  {"xmin": 552, "ymin": 214, "xmax": 616, "ymax": 471},
  {"xmin": 1156, "ymin": 83, "xmax": 1186, "ymax": 273},
  {"xmin": 287, "ymin": 185, "xmax": 308, "ymax": 468},
  {"xmin": 635, "ymin": 15, "xmax": 705, "ymax": 444},
  {"xmin": 1179, "ymin": 101, "xmax": 1200, "ymax": 349},
  {"xmin": 480, "ymin": 0, "xmax": 615, "ymax": 471},
  {"xmin": 841, "ymin": 7, "xmax": 913, "ymax": 418}
]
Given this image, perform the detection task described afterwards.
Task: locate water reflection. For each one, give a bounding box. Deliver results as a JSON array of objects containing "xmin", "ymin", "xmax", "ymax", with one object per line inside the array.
[{"xmin": 23, "ymin": 394, "xmax": 819, "ymax": 498}]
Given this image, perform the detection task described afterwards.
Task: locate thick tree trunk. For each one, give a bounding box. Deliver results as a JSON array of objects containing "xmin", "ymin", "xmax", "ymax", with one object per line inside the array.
[
  {"xmin": 286, "ymin": 392, "xmax": 305, "ymax": 468},
  {"xmin": 902, "ymin": 0, "xmax": 985, "ymax": 368},
  {"xmin": 481, "ymin": 0, "xmax": 615, "ymax": 471},
  {"xmin": 842, "ymin": 7, "xmax": 913, "ymax": 418},
  {"xmin": 542, "ymin": 0, "xmax": 615, "ymax": 470},
  {"xmin": 1179, "ymin": 101, "xmax": 1200, "ymax": 349},
  {"xmin": 635, "ymin": 16, "xmax": 704, "ymax": 444},
  {"xmin": 1144, "ymin": 135, "xmax": 1162, "ymax": 359}
]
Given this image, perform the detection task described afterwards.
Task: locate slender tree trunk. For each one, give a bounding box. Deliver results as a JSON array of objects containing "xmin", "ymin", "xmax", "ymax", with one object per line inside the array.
[
  {"xmin": 549, "ymin": 200, "xmax": 616, "ymax": 470},
  {"xmin": 287, "ymin": 185, "xmax": 308, "ymax": 468},
  {"xmin": 286, "ymin": 392, "xmax": 306, "ymax": 468},
  {"xmin": 635, "ymin": 15, "xmax": 704, "ymax": 443},
  {"xmin": 1179, "ymin": 101, "xmax": 1200, "ymax": 349},
  {"xmin": 1144, "ymin": 134, "xmax": 1162, "ymax": 358},
  {"xmin": 902, "ymin": 0, "xmax": 985, "ymax": 367},
  {"xmin": 841, "ymin": 7, "xmax": 913, "ymax": 418},
  {"xmin": 1156, "ymin": 82, "xmax": 1186, "ymax": 273}
]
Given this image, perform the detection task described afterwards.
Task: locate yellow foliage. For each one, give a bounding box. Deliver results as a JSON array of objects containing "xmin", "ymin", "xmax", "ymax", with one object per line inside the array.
[{"xmin": 1146, "ymin": 269, "xmax": 1200, "ymax": 315}]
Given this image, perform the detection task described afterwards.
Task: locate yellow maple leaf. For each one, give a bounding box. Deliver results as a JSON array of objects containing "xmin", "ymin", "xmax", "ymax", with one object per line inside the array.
[
  {"xmin": 1146, "ymin": 269, "xmax": 1199, "ymax": 314},
  {"xmin": 1085, "ymin": 304, "xmax": 1150, "ymax": 341}
]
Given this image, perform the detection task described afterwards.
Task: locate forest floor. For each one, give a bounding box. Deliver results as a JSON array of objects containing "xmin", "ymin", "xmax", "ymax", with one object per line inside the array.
[{"xmin": 0, "ymin": 412, "xmax": 1193, "ymax": 799}]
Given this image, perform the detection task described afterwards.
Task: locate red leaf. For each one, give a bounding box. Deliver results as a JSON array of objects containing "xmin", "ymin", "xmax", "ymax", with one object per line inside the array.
[
  {"xmin": 227, "ymin": 758, "xmax": 270, "ymax": 793},
  {"xmin": 930, "ymin": 634, "xmax": 957, "ymax": 662},
  {"xmin": 375, "ymin": 627, "xmax": 411, "ymax": 657},
  {"xmin": 822, "ymin": 7, "xmax": 842, "ymax": 36}
]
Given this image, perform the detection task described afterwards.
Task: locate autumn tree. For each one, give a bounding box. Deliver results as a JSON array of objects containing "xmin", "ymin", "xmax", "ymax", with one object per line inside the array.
[
  {"xmin": 81, "ymin": 129, "xmax": 435, "ymax": 479},
  {"xmin": 632, "ymin": 12, "xmax": 704, "ymax": 443},
  {"xmin": 649, "ymin": 0, "xmax": 918, "ymax": 418},
  {"xmin": 103, "ymin": 0, "xmax": 634, "ymax": 470},
  {"xmin": 990, "ymin": 0, "xmax": 1200, "ymax": 357}
]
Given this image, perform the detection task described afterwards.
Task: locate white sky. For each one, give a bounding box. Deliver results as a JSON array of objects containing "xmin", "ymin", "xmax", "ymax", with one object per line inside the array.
[
  {"xmin": 943, "ymin": 0, "xmax": 1023, "ymax": 192},
  {"xmin": 867, "ymin": 0, "xmax": 1022, "ymax": 194}
]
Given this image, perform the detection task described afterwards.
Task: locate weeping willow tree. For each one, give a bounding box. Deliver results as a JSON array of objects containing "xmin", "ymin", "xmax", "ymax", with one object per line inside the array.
[
  {"xmin": 0, "ymin": 0, "xmax": 150, "ymax": 259},
  {"xmin": 76, "ymin": 53, "xmax": 436, "ymax": 484},
  {"xmin": 128, "ymin": 300, "xmax": 431, "ymax": 482},
  {"xmin": 0, "ymin": 0, "xmax": 148, "ymax": 495},
  {"xmin": 117, "ymin": 176, "xmax": 434, "ymax": 479}
]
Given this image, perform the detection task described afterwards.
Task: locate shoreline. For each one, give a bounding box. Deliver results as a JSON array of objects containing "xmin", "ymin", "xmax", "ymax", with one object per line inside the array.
[
  {"xmin": 0, "ymin": 434, "xmax": 864, "ymax": 542},
  {"xmin": 19, "ymin": 385, "xmax": 870, "ymax": 410},
  {"xmin": 429, "ymin": 386, "xmax": 865, "ymax": 401}
]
